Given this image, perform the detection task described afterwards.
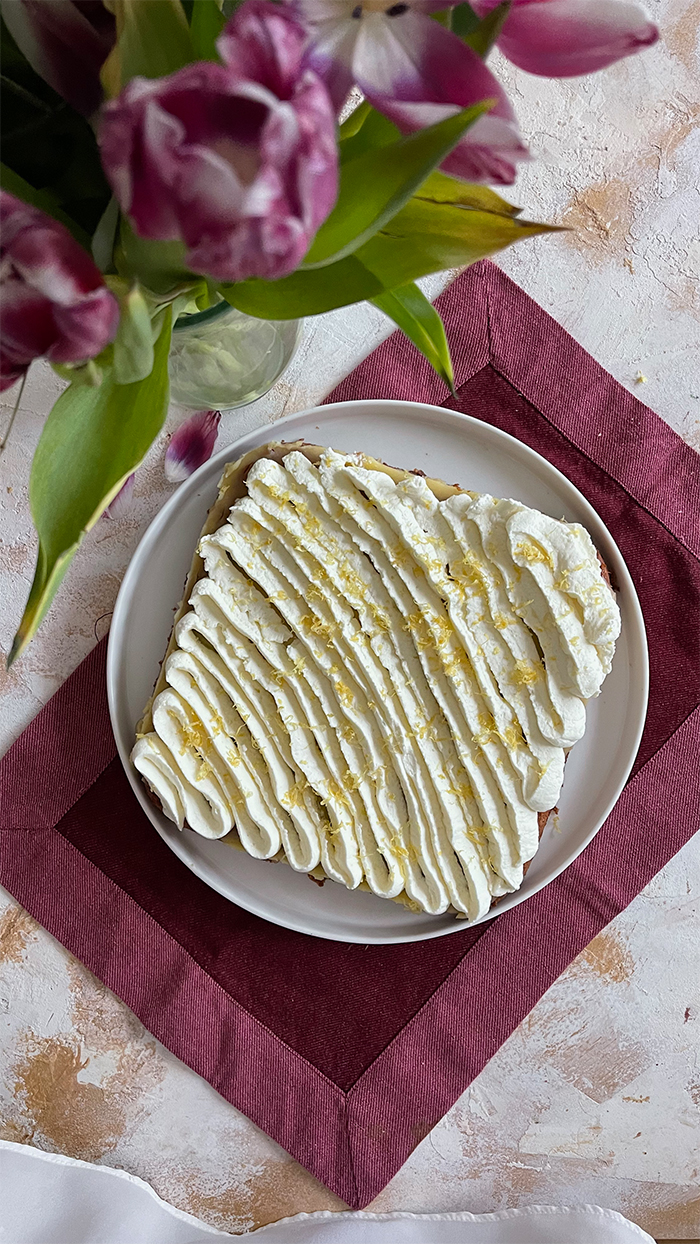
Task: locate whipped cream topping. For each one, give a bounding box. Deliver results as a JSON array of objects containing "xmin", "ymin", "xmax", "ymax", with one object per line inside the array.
[{"xmin": 132, "ymin": 449, "xmax": 621, "ymax": 920}]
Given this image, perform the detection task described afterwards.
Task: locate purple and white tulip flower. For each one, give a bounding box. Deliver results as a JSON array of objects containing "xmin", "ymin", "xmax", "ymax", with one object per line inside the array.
[
  {"xmin": 0, "ymin": 192, "xmax": 119, "ymax": 392},
  {"xmin": 296, "ymin": 0, "xmax": 528, "ymax": 184},
  {"xmin": 296, "ymin": 0, "xmax": 658, "ymax": 183},
  {"xmin": 99, "ymin": 1, "xmax": 339, "ymax": 283},
  {"xmin": 472, "ymin": 0, "xmax": 659, "ymax": 77}
]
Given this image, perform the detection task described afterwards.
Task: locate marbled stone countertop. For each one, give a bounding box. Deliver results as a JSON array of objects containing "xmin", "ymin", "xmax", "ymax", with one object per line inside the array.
[{"xmin": 1, "ymin": 0, "xmax": 698, "ymax": 1235}]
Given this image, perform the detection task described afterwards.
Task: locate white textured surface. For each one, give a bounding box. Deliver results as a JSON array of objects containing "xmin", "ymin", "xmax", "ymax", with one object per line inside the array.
[{"xmin": 1, "ymin": 1, "xmax": 699, "ymax": 1236}]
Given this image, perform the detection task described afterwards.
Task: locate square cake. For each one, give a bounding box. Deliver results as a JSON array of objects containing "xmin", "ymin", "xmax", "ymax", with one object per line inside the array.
[{"xmin": 132, "ymin": 442, "xmax": 621, "ymax": 921}]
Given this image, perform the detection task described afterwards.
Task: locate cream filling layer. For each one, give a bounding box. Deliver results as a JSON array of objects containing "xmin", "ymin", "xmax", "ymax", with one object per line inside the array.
[{"xmin": 132, "ymin": 448, "xmax": 621, "ymax": 920}]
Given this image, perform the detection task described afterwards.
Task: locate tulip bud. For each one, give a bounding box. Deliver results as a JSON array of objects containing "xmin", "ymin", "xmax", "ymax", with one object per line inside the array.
[
  {"xmin": 99, "ymin": 1, "xmax": 338, "ymax": 283},
  {"xmin": 472, "ymin": 0, "xmax": 659, "ymax": 77},
  {"xmin": 0, "ymin": 192, "xmax": 119, "ymax": 392}
]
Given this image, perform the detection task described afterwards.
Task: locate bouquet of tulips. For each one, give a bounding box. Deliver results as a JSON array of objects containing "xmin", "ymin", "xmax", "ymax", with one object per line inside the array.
[{"xmin": 0, "ymin": 0, "xmax": 657, "ymax": 664}]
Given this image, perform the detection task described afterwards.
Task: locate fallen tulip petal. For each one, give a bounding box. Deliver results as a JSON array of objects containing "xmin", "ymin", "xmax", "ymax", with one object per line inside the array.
[
  {"xmin": 165, "ymin": 409, "xmax": 221, "ymax": 483},
  {"xmin": 105, "ymin": 472, "xmax": 135, "ymax": 520}
]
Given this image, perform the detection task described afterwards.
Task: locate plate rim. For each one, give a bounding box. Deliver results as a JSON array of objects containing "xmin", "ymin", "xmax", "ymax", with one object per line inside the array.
[{"xmin": 107, "ymin": 398, "xmax": 649, "ymax": 943}]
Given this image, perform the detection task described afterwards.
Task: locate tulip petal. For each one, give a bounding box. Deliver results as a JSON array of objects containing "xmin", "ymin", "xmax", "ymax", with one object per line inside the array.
[
  {"xmin": 0, "ymin": 357, "xmax": 27, "ymax": 393},
  {"xmin": 218, "ymin": 0, "xmax": 308, "ymax": 97},
  {"xmin": 7, "ymin": 225, "xmax": 109, "ymax": 304},
  {"xmin": 0, "ymin": 0, "xmax": 114, "ymax": 116},
  {"xmin": 300, "ymin": 16, "xmax": 359, "ymax": 112},
  {"xmin": 105, "ymin": 472, "xmax": 135, "ymax": 520},
  {"xmin": 0, "ymin": 191, "xmax": 119, "ymax": 376},
  {"xmin": 376, "ymin": 101, "xmax": 527, "ymax": 184},
  {"xmin": 297, "ymin": 0, "xmax": 455, "ymax": 101},
  {"xmin": 297, "ymin": 0, "xmax": 527, "ymax": 182},
  {"xmin": 275, "ymin": 72, "xmax": 339, "ymax": 232},
  {"xmin": 474, "ymin": 0, "xmax": 659, "ymax": 77},
  {"xmin": 50, "ymin": 288, "xmax": 120, "ymax": 364},
  {"xmin": 165, "ymin": 409, "xmax": 221, "ymax": 482},
  {"xmin": 99, "ymin": 8, "xmax": 339, "ymax": 284},
  {"xmin": 351, "ymin": 12, "xmax": 527, "ymax": 184},
  {"xmin": 0, "ymin": 281, "xmax": 57, "ymax": 367}
]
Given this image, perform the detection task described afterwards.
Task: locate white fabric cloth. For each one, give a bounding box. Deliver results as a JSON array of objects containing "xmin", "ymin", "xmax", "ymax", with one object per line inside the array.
[{"xmin": 0, "ymin": 1140, "xmax": 655, "ymax": 1244}]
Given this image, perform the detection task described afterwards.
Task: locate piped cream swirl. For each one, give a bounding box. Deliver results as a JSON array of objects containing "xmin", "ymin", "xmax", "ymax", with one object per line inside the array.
[{"xmin": 132, "ymin": 448, "xmax": 620, "ymax": 920}]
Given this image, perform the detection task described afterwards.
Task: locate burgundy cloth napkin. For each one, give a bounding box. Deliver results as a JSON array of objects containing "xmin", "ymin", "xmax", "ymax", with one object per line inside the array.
[{"xmin": 1, "ymin": 261, "xmax": 699, "ymax": 1210}]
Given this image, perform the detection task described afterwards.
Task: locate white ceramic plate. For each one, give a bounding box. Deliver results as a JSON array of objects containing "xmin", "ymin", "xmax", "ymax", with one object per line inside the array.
[{"xmin": 108, "ymin": 400, "xmax": 648, "ymax": 944}]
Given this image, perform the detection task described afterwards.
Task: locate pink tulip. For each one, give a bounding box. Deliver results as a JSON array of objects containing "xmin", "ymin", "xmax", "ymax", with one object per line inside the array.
[
  {"xmin": 165, "ymin": 410, "xmax": 221, "ymax": 483},
  {"xmin": 0, "ymin": 0, "xmax": 115, "ymax": 116},
  {"xmin": 99, "ymin": 1, "xmax": 338, "ymax": 282},
  {"xmin": 0, "ymin": 192, "xmax": 119, "ymax": 393},
  {"xmin": 297, "ymin": 0, "xmax": 527, "ymax": 184},
  {"xmin": 472, "ymin": 0, "xmax": 658, "ymax": 77}
]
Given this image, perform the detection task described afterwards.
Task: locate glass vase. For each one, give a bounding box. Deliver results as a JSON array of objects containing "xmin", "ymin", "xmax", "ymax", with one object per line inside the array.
[{"xmin": 169, "ymin": 300, "xmax": 300, "ymax": 410}]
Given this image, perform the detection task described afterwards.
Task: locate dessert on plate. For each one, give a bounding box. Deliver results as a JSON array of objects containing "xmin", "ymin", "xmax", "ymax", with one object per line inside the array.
[{"xmin": 132, "ymin": 442, "xmax": 621, "ymax": 922}]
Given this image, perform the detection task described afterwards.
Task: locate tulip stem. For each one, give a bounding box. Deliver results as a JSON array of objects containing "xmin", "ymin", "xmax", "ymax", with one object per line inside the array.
[{"xmin": 0, "ymin": 372, "xmax": 27, "ymax": 461}]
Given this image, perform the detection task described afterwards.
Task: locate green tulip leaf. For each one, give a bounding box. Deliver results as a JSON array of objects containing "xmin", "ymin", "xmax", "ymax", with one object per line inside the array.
[
  {"xmin": 51, "ymin": 357, "xmax": 107, "ymax": 387},
  {"xmin": 101, "ymin": 0, "xmax": 194, "ymax": 96},
  {"xmin": 8, "ymin": 310, "xmax": 173, "ymax": 667},
  {"xmin": 451, "ymin": 4, "xmax": 480, "ymax": 38},
  {"xmin": 415, "ymin": 170, "xmax": 522, "ymax": 217},
  {"xmin": 0, "ymin": 15, "xmax": 112, "ymax": 236},
  {"xmin": 357, "ymin": 198, "xmax": 559, "ymax": 290},
  {"xmin": 371, "ymin": 283, "xmax": 455, "ymax": 394},
  {"xmin": 223, "ymin": 194, "xmax": 556, "ymax": 320},
  {"xmin": 304, "ymin": 100, "xmax": 492, "ymax": 269},
  {"xmin": 451, "ymin": 0, "xmax": 509, "ymax": 53},
  {"xmin": 463, "ymin": 2, "xmax": 510, "ymax": 56},
  {"xmin": 338, "ymin": 105, "xmax": 399, "ymax": 163},
  {"xmin": 91, "ymin": 196, "xmax": 120, "ymax": 273},
  {"xmin": 115, "ymin": 217, "xmax": 194, "ymax": 296},
  {"xmin": 338, "ymin": 99, "xmax": 373, "ymax": 143},
  {"xmin": 113, "ymin": 283, "xmax": 155, "ymax": 384},
  {"xmin": 189, "ymin": 0, "xmax": 225, "ymax": 60},
  {"xmin": 219, "ymin": 255, "xmax": 385, "ymax": 319}
]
